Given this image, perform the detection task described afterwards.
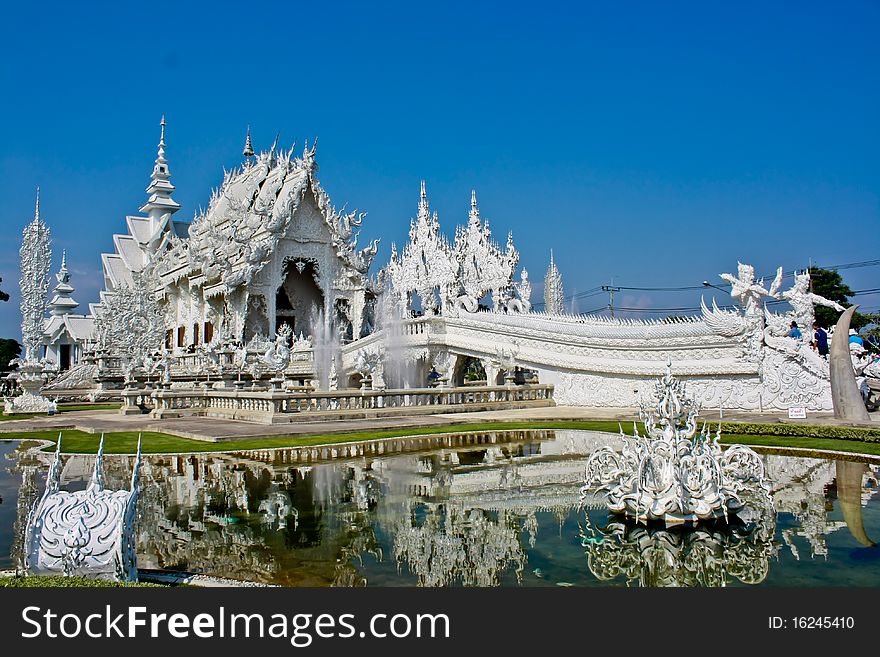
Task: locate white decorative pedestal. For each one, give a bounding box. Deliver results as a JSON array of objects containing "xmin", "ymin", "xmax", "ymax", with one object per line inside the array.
[{"xmin": 4, "ymin": 361, "xmax": 55, "ymax": 415}]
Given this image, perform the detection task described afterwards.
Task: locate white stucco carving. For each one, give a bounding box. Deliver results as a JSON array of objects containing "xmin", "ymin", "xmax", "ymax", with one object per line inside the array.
[
  {"xmin": 25, "ymin": 435, "xmax": 142, "ymax": 581},
  {"xmin": 18, "ymin": 190, "xmax": 52, "ymax": 364},
  {"xmin": 543, "ymin": 251, "xmax": 564, "ymax": 315},
  {"xmin": 581, "ymin": 362, "xmax": 770, "ymax": 523}
]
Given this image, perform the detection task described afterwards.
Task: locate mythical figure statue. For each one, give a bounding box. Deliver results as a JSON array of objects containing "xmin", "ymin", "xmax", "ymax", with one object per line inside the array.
[
  {"xmin": 329, "ymin": 355, "xmax": 339, "ymax": 391},
  {"xmin": 261, "ymin": 323, "xmax": 292, "ymax": 372},
  {"xmin": 515, "ymin": 268, "xmax": 532, "ymax": 312},
  {"xmin": 354, "ymin": 348, "xmax": 382, "ymax": 379},
  {"xmin": 775, "ymin": 270, "xmax": 844, "ymax": 336},
  {"xmin": 719, "ymin": 262, "xmax": 777, "ymax": 316}
]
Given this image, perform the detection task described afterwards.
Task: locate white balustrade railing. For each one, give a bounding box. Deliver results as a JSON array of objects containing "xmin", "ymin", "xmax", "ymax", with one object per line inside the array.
[{"xmin": 148, "ymin": 383, "xmax": 554, "ymax": 423}]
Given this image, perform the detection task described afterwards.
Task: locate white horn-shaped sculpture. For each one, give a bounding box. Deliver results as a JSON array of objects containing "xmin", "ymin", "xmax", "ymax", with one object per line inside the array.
[
  {"xmin": 829, "ymin": 305, "xmax": 871, "ymax": 422},
  {"xmin": 24, "ymin": 432, "xmax": 143, "ymax": 581}
]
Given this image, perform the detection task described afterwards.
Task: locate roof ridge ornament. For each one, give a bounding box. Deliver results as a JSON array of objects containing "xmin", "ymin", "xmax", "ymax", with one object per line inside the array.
[
  {"xmin": 242, "ymin": 125, "xmax": 254, "ymax": 158},
  {"xmin": 418, "ymin": 180, "xmax": 429, "ymax": 217},
  {"xmin": 469, "ymin": 189, "xmax": 479, "ymax": 224}
]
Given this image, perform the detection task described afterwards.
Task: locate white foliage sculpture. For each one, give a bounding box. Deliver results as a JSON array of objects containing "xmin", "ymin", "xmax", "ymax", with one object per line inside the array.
[
  {"xmin": 580, "ymin": 361, "xmax": 770, "ymax": 524},
  {"xmin": 25, "ymin": 434, "xmax": 142, "ymax": 581},
  {"xmin": 383, "ymin": 186, "xmax": 520, "ymax": 317},
  {"xmin": 19, "ymin": 191, "xmax": 52, "ymax": 363},
  {"xmin": 6, "ymin": 191, "xmax": 55, "ymax": 414},
  {"xmin": 94, "ymin": 271, "xmax": 165, "ymax": 377}
]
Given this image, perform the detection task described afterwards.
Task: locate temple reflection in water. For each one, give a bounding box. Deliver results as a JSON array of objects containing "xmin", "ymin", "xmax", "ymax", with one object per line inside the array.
[{"xmin": 5, "ymin": 430, "xmax": 879, "ymax": 587}]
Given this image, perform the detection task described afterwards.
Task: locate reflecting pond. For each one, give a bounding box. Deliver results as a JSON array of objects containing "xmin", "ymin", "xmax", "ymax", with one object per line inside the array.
[{"xmin": 2, "ymin": 429, "xmax": 879, "ymax": 587}]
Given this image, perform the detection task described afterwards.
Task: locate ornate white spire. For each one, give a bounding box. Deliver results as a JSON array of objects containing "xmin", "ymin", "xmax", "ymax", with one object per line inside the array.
[
  {"xmin": 469, "ymin": 189, "xmax": 480, "ymax": 225},
  {"xmin": 48, "ymin": 249, "xmax": 79, "ymax": 317},
  {"xmin": 139, "ymin": 115, "xmax": 180, "ymax": 222},
  {"xmin": 544, "ymin": 250, "xmax": 564, "ymax": 315},
  {"xmin": 418, "ymin": 180, "xmax": 429, "ymax": 217},
  {"xmin": 20, "ymin": 189, "xmax": 52, "ymax": 361},
  {"xmin": 242, "ymin": 125, "xmax": 254, "ymax": 158}
]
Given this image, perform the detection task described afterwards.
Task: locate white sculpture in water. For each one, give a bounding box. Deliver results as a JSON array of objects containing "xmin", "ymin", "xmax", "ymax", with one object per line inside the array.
[
  {"xmin": 581, "ymin": 361, "xmax": 770, "ymax": 524},
  {"xmin": 24, "ymin": 434, "xmax": 142, "ymax": 581}
]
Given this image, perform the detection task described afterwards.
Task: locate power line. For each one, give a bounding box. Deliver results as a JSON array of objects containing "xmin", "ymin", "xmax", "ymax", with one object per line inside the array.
[{"xmin": 615, "ymin": 284, "xmax": 707, "ymax": 292}]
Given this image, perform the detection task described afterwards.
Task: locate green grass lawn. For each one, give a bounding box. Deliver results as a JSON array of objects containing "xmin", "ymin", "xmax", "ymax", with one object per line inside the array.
[
  {"xmin": 0, "ymin": 575, "xmax": 163, "ymax": 588},
  {"xmin": 721, "ymin": 432, "xmax": 880, "ymax": 456},
  {"xmin": 0, "ymin": 403, "xmax": 118, "ymax": 421},
  {"xmin": 1, "ymin": 420, "xmax": 880, "ymax": 458}
]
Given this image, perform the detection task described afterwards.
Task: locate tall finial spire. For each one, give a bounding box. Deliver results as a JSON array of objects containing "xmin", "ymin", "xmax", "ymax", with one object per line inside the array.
[
  {"xmin": 34, "ymin": 187, "xmax": 41, "ymax": 223},
  {"xmin": 49, "ymin": 249, "xmax": 78, "ymax": 317},
  {"xmin": 242, "ymin": 125, "xmax": 254, "ymax": 158},
  {"xmin": 418, "ymin": 180, "xmax": 429, "ymax": 217},
  {"xmin": 544, "ymin": 250, "xmax": 564, "ymax": 315},
  {"xmin": 468, "ymin": 189, "xmax": 480, "ymax": 225},
  {"xmin": 140, "ymin": 116, "xmax": 180, "ymax": 222}
]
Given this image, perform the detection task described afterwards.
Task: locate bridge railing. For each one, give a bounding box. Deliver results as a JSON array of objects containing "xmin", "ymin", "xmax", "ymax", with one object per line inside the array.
[{"xmin": 146, "ymin": 383, "xmax": 554, "ymax": 424}]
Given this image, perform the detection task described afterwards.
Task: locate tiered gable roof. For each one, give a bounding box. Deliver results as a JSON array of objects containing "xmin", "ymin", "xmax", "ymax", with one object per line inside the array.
[{"xmin": 173, "ymin": 139, "xmax": 378, "ymax": 297}]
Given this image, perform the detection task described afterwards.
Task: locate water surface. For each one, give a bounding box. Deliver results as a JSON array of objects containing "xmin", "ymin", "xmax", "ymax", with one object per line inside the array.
[{"xmin": 2, "ymin": 430, "xmax": 879, "ymax": 587}]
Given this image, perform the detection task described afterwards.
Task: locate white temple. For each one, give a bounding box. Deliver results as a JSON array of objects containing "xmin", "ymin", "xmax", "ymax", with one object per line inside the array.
[
  {"xmin": 21, "ymin": 118, "xmax": 848, "ymax": 414},
  {"xmin": 95, "ymin": 120, "xmax": 378, "ymax": 351},
  {"xmin": 41, "ymin": 251, "xmax": 94, "ymax": 370}
]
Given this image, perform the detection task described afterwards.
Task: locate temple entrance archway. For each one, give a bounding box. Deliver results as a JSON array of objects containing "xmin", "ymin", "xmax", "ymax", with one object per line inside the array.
[
  {"xmin": 454, "ymin": 356, "xmax": 486, "ymax": 386},
  {"xmin": 278, "ymin": 260, "xmax": 324, "ymax": 339}
]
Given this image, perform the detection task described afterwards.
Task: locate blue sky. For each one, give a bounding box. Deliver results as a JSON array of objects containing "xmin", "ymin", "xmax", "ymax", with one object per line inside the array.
[{"xmin": 1, "ymin": 1, "xmax": 878, "ymax": 337}]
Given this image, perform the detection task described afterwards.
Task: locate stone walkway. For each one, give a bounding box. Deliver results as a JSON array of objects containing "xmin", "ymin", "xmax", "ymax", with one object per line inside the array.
[{"xmin": 1, "ymin": 405, "xmax": 877, "ymax": 442}]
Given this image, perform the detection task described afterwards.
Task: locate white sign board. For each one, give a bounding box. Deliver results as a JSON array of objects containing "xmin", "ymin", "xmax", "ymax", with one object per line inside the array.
[{"xmin": 788, "ymin": 407, "xmax": 807, "ymax": 419}]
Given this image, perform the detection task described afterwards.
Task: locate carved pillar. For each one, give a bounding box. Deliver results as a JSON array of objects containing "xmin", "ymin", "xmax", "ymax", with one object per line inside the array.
[
  {"xmin": 266, "ymin": 286, "xmax": 277, "ymax": 337},
  {"xmin": 351, "ymin": 292, "xmax": 366, "ymax": 342},
  {"xmin": 481, "ymin": 358, "xmax": 499, "ymax": 386}
]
